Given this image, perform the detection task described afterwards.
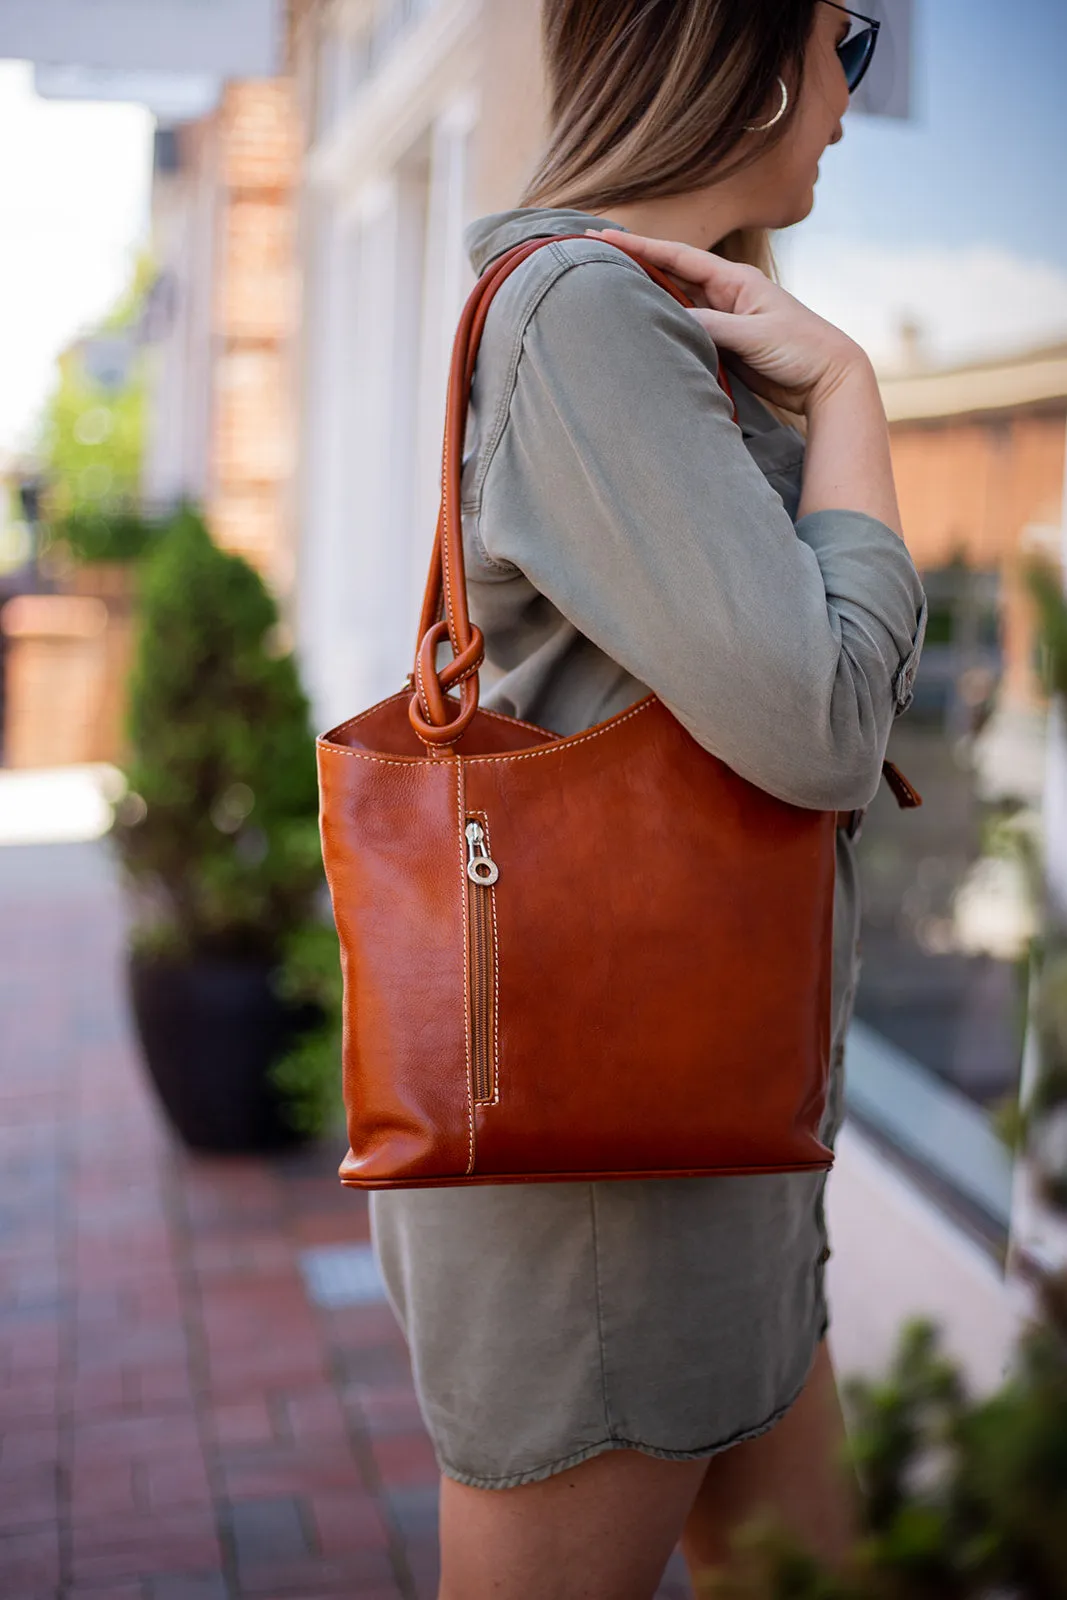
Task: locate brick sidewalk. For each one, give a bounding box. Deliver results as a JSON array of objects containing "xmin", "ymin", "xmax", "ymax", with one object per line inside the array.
[{"xmin": 0, "ymin": 842, "xmax": 692, "ymax": 1600}]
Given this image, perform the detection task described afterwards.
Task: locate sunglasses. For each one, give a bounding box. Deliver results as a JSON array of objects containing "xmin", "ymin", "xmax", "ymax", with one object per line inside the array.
[{"xmin": 820, "ymin": 0, "xmax": 881, "ymax": 94}]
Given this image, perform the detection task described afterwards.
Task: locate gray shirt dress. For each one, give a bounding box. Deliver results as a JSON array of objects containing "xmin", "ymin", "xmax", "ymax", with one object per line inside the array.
[{"xmin": 369, "ymin": 207, "xmax": 929, "ymax": 1491}]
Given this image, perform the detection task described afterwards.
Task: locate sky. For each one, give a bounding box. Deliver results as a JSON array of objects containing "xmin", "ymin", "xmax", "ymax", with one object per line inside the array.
[
  {"xmin": 0, "ymin": 61, "xmax": 152, "ymax": 458},
  {"xmin": 1, "ymin": 0, "xmax": 1066, "ymax": 455},
  {"xmin": 780, "ymin": 0, "xmax": 1067, "ymax": 367}
]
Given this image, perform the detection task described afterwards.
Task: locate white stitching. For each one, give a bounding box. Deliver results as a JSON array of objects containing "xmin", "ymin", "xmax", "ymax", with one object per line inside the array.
[
  {"xmin": 324, "ymin": 690, "xmax": 414, "ymax": 738},
  {"xmin": 441, "ymin": 408, "xmax": 456, "ymax": 642},
  {"xmin": 319, "ymin": 690, "xmax": 556, "ymax": 747},
  {"xmin": 466, "ymin": 807, "xmax": 500, "ymax": 1108},
  {"xmin": 411, "ymin": 647, "xmax": 472, "ymax": 731},
  {"xmin": 414, "ymin": 651, "xmax": 428, "ymax": 720},
  {"xmin": 318, "ymin": 696, "xmax": 657, "ymax": 766},
  {"xmin": 464, "ymin": 698, "xmax": 652, "ymax": 760},
  {"xmin": 481, "ymin": 706, "xmax": 553, "ymax": 737},
  {"xmin": 490, "ymin": 856, "xmax": 500, "ymax": 1108},
  {"xmin": 456, "ymin": 763, "xmax": 476, "ymax": 1175}
]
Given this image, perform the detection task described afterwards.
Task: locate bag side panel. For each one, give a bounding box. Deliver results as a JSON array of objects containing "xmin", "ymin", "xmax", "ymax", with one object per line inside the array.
[{"xmin": 318, "ymin": 746, "xmax": 472, "ymax": 1181}]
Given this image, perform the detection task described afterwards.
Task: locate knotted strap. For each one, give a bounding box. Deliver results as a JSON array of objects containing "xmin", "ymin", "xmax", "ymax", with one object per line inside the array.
[{"xmin": 408, "ymin": 234, "xmax": 736, "ymax": 748}]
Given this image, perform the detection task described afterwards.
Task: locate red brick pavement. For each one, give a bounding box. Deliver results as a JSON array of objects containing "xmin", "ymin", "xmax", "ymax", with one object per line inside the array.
[{"xmin": 0, "ymin": 843, "xmax": 692, "ymax": 1600}]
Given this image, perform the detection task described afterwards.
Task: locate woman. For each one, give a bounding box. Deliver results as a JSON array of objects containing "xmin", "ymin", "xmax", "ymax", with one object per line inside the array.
[{"xmin": 371, "ymin": 2, "xmax": 928, "ymax": 1595}]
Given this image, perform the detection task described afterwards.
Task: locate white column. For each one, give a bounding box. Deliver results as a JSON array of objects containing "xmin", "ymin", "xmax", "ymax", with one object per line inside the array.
[
  {"xmin": 1007, "ymin": 412, "xmax": 1067, "ymax": 1279},
  {"xmin": 345, "ymin": 173, "xmax": 408, "ymax": 706},
  {"xmin": 297, "ymin": 54, "xmax": 479, "ymax": 721},
  {"xmin": 142, "ymin": 182, "xmax": 192, "ymax": 509},
  {"xmin": 142, "ymin": 146, "xmax": 217, "ymax": 512},
  {"xmin": 296, "ymin": 189, "xmax": 365, "ymax": 730},
  {"xmin": 410, "ymin": 93, "xmax": 478, "ymax": 631},
  {"xmin": 387, "ymin": 155, "xmax": 433, "ymax": 687},
  {"xmin": 1045, "ymin": 413, "xmax": 1067, "ymax": 923},
  {"xmin": 300, "ymin": 147, "xmax": 443, "ymax": 727}
]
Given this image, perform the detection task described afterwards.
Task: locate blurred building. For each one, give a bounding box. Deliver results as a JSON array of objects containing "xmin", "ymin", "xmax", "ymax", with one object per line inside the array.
[
  {"xmin": 287, "ymin": 0, "xmax": 545, "ymax": 727},
  {"xmin": 0, "ymin": 0, "xmax": 300, "ymax": 591},
  {"xmin": 884, "ymin": 340, "xmax": 1067, "ymax": 722},
  {"xmin": 145, "ymin": 80, "xmax": 302, "ymax": 591}
]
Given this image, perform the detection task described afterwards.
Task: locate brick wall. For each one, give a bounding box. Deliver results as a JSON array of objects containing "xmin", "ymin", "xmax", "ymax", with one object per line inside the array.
[
  {"xmin": 890, "ymin": 408, "xmax": 1066, "ymax": 705},
  {"xmin": 208, "ymin": 80, "xmax": 302, "ymax": 592}
]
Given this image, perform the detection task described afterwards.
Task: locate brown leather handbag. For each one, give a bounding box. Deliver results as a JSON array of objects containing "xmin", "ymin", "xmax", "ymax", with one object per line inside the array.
[{"xmin": 317, "ymin": 233, "xmax": 921, "ymax": 1190}]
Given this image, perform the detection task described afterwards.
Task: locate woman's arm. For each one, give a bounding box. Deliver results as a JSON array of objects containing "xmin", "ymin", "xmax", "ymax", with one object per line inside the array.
[
  {"xmin": 798, "ymin": 358, "xmax": 903, "ymax": 533},
  {"xmin": 474, "ymin": 244, "xmax": 926, "ymax": 812}
]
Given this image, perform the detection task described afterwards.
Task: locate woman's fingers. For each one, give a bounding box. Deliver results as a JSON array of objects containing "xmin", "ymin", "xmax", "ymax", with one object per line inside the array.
[
  {"xmin": 686, "ymin": 307, "xmax": 782, "ymax": 372},
  {"xmin": 585, "ymin": 226, "xmax": 861, "ymax": 411},
  {"xmin": 685, "ymin": 311, "xmax": 801, "ymax": 411},
  {"xmin": 587, "ymin": 227, "xmax": 783, "ymax": 373},
  {"xmin": 585, "ymin": 227, "xmax": 719, "ymax": 276},
  {"xmin": 585, "ymin": 227, "xmax": 753, "ymax": 297},
  {"xmin": 685, "ymin": 306, "xmax": 742, "ymax": 346}
]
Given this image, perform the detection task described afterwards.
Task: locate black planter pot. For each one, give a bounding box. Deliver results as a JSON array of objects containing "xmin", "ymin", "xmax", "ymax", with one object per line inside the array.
[{"xmin": 127, "ymin": 950, "xmax": 319, "ymax": 1153}]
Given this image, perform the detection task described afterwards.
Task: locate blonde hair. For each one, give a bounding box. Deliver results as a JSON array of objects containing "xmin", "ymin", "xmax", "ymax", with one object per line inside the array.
[{"xmin": 520, "ymin": 0, "xmax": 818, "ymax": 278}]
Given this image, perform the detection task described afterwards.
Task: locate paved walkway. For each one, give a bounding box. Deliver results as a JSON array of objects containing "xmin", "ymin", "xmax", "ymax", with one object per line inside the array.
[{"xmin": 0, "ymin": 841, "xmax": 692, "ymax": 1600}]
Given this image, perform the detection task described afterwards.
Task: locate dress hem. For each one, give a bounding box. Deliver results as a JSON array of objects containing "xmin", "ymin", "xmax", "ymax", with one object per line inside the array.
[{"xmin": 437, "ymin": 1312, "xmax": 830, "ymax": 1491}]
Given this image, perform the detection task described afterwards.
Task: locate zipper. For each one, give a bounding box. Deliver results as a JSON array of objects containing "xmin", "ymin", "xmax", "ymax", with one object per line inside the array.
[{"xmin": 464, "ymin": 817, "xmax": 499, "ymax": 1104}]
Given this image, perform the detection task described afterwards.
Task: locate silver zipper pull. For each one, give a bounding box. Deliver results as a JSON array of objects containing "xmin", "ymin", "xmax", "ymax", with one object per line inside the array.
[{"xmin": 465, "ymin": 820, "xmax": 499, "ymax": 885}]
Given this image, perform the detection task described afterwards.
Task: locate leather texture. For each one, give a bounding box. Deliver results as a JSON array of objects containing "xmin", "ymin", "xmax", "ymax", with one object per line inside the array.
[{"xmin": 317, "ymin": 233, "xmax": 921, "ymax": 1190}]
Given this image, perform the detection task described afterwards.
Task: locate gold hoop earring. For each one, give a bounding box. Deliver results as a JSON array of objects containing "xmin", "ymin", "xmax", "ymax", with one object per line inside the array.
[{"xmin": 744, "ymin": 75, "xmax": 789, "ymax": 133}]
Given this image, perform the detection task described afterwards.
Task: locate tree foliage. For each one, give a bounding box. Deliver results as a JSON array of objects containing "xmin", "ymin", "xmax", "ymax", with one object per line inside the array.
[
  {"xmin": 114, "ymin": 506, "xmax": 322, "ymax": 963},
  {"xmin": 37, "ymin": 257, "xmax": 153, "ymax": 523},
  {"xmin": 112, "ymin": 507, "xmax": 343, "ymax": 1135},
  {"xmin": 702, "ymin": 1298, "xmax": 1067, "ymax": 1600},
  {"xmin": 59, "ymin": 505, "xmax": 161, "ymax": 565},
  {"xmin": 1029, "ymin": 560, "xmax": 1067, "ymax": 703},
  {"xmin": 271, "ymin": 919, "xmax": 345, "ymax": 1135}
]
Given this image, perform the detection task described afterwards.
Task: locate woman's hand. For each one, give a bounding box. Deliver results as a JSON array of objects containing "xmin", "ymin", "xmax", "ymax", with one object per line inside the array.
[
  {"xmin": 586, "ymin": 226, "xmax": 903, "ymax": 537},
  {"xmin": 585, "ymin": 227, "xmax": 869, "ymax": 417}
]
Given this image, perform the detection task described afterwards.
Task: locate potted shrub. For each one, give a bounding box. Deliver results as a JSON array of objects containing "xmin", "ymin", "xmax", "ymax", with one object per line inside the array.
[{"xmin": 113, "ymin": 506, "xmax": 340, "ymax": 1151}]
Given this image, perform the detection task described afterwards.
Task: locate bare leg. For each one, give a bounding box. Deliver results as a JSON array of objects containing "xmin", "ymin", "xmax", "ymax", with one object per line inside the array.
[
  {"xmin": 438, "ymin": 1448, "xmax": 708, "ymax": 1600},
  {"xmin": 681, "ymin": 1341, "xmax": 858, "ymax": 1586},
  {"xmin": 437, "ymin": 1343, "xmax": 854, "ymax": 1599}
]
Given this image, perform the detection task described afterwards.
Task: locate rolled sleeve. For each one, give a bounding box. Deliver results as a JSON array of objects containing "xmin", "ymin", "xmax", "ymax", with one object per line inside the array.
[
  {"xmin": 893, "ymin": 593, "xmax": 928, "ymax": 714},
  {"xmin": 794, "ymin": 508, "xmax": 929, "ymax": 723}
]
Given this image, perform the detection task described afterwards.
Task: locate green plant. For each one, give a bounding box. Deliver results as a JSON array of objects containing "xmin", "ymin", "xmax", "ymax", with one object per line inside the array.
[
  {"xmin": 37, "ymin": 256, "xmax": 153, "ymax": 522},
  {"xmin": 1028, "ymin": 560, "xmax": 1067, "ymax": 702},
  {"xmin": 113, "ymin": 506, "xmax": 341, "ymax": 1133},
  {"xmin": 701, "ymin": 1297, "xmax": 1067, "ymax": 1600},
  {"xmin": 1021, "ymin": 559, "xmax": 1067, "ymax": 1201},
  {"xmin": 58, "ymin": 505, "xmax": 161, "ymax": 565},
  {"xmin": 114, "ymin": 505, "xmax": 320, "ymax": 957},
  {"xmin": 271, "ymin": 920, "xmax": 345, "ymax": 1135}
]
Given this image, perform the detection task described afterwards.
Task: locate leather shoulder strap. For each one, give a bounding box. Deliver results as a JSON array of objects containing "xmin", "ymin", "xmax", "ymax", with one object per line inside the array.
[
  {"xmin": 882, "ymin": 759, "xmax": 922, "ymax": 809},
  {"xmin": 408, "ymin": 232, "xmax": 733, "ymax": 747}
]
